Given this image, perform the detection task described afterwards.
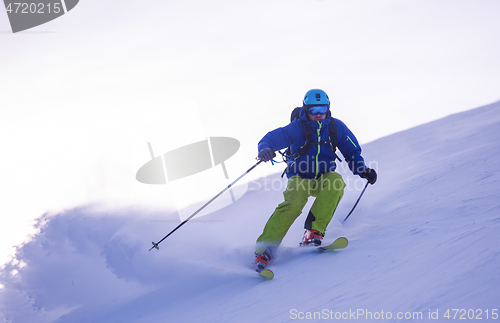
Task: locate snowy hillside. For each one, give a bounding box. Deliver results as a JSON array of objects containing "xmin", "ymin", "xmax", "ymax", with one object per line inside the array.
[{"xmin": 1, "ymin": 102, "xmax": 500, "ymax": 323}]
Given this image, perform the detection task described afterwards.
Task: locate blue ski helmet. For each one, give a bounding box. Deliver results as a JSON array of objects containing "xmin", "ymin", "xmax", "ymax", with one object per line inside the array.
[{"xmin": 303, "ymin": 89, "xmax": 330, "ymax": 107}]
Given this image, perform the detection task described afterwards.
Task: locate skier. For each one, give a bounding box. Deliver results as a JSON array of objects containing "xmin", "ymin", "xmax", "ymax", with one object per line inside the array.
[{"xmin": 254, "ymin": 89, "xmax": 377, "ymax": 272}]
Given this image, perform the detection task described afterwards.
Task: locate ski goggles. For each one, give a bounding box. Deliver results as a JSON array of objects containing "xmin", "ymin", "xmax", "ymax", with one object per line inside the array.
[{"xmin": 307, "ymin": 105, "xmax": 329, "ymax": 115}]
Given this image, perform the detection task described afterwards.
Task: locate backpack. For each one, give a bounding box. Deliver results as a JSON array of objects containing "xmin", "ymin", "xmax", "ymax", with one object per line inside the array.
[{"xmin": 279, "ymin": 107, "xmax": 341, "ymax": 177}]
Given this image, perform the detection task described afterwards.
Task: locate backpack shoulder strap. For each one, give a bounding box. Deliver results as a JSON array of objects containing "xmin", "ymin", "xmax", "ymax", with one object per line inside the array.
[
  {"xmin": 297, "ymin": 119, "xmax": 313, "ymax": 156},
  {"xmin": 328, "ymin": 117, "xmax": 337, "ymax": 147},
  {"xmin": 329, "ymin": 117, "xmax": 341, "ymax": 162}
]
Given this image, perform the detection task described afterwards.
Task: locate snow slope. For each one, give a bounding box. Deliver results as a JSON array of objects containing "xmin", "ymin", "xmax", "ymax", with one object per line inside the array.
[{"xmin": 1, "ymin": 102, "xmax": 500, "ymax": 323}]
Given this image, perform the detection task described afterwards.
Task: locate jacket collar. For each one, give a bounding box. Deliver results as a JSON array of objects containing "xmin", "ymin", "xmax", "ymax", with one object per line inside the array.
[{"xmin": 299, "ymin": 110, "xmax": 330, "ymax": 129}]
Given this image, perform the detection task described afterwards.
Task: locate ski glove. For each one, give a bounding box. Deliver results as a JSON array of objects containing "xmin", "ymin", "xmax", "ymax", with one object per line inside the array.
[
  {"xmin": 258, "ymin": 148, "xmax": 276, "ymax": 162},
  {"xmin": 361, "ymin": 168, "xmax": 377, "ymax": 185}
]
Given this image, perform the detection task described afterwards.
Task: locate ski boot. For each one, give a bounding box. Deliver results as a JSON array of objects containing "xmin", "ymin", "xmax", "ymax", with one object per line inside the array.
[
  {"xmin": 254, "ymin": 253, "xmax": 270, "ymax": 273},
  {"xmin": 299, "ymin": 229, "xmax": 324, "ymax": 246}
]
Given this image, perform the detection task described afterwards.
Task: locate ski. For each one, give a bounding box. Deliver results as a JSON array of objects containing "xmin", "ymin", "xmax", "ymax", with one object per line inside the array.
[
  {"xmin": 317, "ymin": 237, "xmax": 348, "ymax": 251},
  {"xmin": 257, "ymin": 268, "xmax": 274, "ymax": 280},
  {"xmin": 299, "ymin": 236, "xmax": 348, "ymax": 251}
]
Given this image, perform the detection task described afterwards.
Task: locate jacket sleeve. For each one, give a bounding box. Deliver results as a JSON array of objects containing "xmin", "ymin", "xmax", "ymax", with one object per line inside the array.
[
  {"xmin": 258, "ymin": 122, "xmax": 299, "ymax": 152},
  {"xmin": 335, "ymin": 119, "xmax": 367, "ymax": 176}
]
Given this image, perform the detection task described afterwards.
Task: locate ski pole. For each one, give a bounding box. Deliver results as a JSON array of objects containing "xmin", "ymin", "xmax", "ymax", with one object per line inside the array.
[
  {"xmin": 342, "ymin": 180, "xmax": 369, "ymax": 223},
  {"xmin": 150, "ymin": 159, "xmax": 263, "ymax": 251}
]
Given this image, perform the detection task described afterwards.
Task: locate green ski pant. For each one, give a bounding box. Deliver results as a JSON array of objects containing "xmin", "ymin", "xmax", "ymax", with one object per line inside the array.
[{"xmin": 255, "ymin": 172, "xmax": 346, "ymax": 256}]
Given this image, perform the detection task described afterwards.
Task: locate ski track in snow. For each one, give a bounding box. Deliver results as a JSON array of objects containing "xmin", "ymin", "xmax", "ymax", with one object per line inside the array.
[{"xmin": 1, "ymin": 102, "xmax": 500, "ymax": 323}]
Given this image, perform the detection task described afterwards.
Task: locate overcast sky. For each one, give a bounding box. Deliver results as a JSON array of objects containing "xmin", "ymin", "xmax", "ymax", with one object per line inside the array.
[{"xmin": 1, "ymin": 0, "xmax": 499, "ymax": 266}]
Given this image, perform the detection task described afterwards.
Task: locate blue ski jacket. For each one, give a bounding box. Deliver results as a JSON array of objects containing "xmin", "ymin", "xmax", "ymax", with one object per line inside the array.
[{"xmin": 258, "ymin": 108, "xmax": 367, "ymax": 180}]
